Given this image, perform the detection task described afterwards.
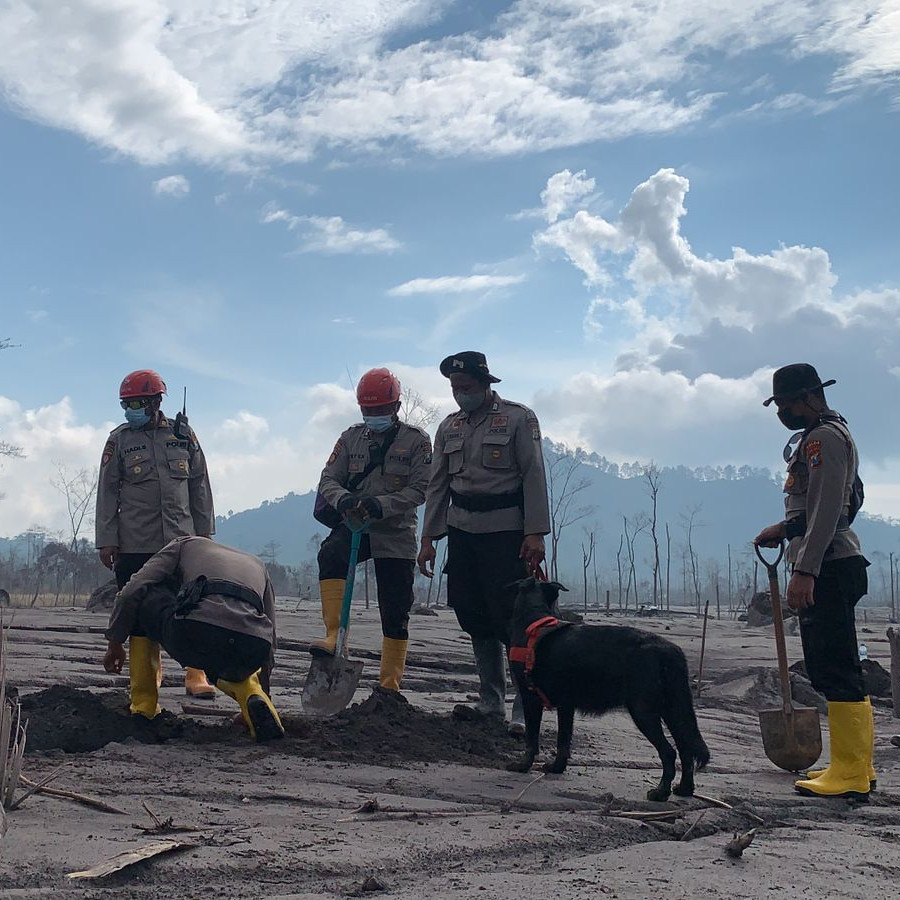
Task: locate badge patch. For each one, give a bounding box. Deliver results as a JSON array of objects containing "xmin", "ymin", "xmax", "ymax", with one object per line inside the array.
[
  {"xmin": 451, "ymin": 418, "xmax": 463, "ymax": 430},
  {"xmin": 784, "ymin": 474, "xmax": 795, "ymax": 490},
  {"xmin": 424, "ymin": 453, "xmax": 433, "ymax": 465},
  {"xmin": 101, "ymin": 440, "xmax": 115, "ymax": 467},
  {"xmin": 327, "ymin": 440, "xmax": 343, "ymax": 466},
  {"xmin": 528, "ymin": 419, "xmax": 541, "ymax": 440},
  {"xmin": 491, "ymin": 415, "xmax": 509, "ymax": 428},
  {"xmin": 491, "ymin": 449, "xmax": 502, "ymax": 459},
  {"xmin": 805, "ymin": 439, "xmax": 823, "ymax": 468}
]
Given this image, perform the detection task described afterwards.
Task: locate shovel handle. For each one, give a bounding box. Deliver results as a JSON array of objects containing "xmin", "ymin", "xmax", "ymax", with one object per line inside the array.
[
  {"xmin": 755, "ymin": 541, "xmax": 793, "ymax": 715},
  {"xmin": 334, "ymin": 520, "xmax": 366, "ymax": 658}
]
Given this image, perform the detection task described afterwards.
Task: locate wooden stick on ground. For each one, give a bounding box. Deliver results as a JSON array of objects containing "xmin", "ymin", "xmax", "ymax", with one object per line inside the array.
[
  {"xmin": 67, "ymin": 839, "xmax": 197, "ymax": 880},
  {"xmin": 679, "ymin": 810, "xmax": 708, "ymax": 841},
  {"xmin": 504, "ymin": 773, "xmax": 545, "ymax": 811},
  {"xmin": 692, "ymin": 792, "xmax": 765, "ymax": 825},
  {"xmin": 8, "ymin": 764, "xmax": 68, "ymax": 811},
  {"xmin": 18, "ymin": 775, "xmax": 126, "ymax": 815}
]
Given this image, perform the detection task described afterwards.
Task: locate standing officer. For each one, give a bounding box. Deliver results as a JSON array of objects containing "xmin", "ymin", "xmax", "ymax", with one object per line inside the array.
[
  {"xmin": 96, "ymin": 369, "xmax": 217, "ymax": 711},
  {"xmin": 103, "ymin": 536, "xmax": 282, "ymax": 742},
  {"xmin": 417, "ymin": 352, "xmax": 550, "ymax": 735},
  {"xmin": 313, "ymin": 368, "xmax": 432, "ymax": 692},
  {"xmin": 754, "ymin": 363, "xmax": 873, "ymax": 800}
]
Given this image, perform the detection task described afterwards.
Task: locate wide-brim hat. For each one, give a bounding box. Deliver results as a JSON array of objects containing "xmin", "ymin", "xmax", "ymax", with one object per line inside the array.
[
  {"xmin": 439, "ymin": 351, "xmax": 501, "ymax": 383},
  {"xmin": 763, "ymin": 363, "xmax": 836, "ymax": 407}
]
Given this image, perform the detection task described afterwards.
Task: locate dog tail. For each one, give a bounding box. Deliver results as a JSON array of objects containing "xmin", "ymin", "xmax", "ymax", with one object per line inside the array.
[{"xmin": 663, "ymin": 650, "xmax": 710, "ymax": 771}]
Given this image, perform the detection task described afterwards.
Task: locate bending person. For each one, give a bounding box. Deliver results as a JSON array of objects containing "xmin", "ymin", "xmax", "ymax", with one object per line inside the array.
[{"xmin": 102, "ymin": 535, "xmax": 283, "ymax": 742}]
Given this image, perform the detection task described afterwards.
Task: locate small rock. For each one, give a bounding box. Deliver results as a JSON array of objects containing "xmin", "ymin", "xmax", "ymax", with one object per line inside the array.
[{"xmin": 360, "ymin": 875, "xmax": 387, "ymax": 892}]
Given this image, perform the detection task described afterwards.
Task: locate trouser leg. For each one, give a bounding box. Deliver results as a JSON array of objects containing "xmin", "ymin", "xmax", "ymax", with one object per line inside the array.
[{"xmin": 374, "ymin": 558, "xmax": 415, "ymax": 691}]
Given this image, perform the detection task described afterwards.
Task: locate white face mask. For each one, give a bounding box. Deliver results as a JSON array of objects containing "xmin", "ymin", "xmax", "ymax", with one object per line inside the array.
[{"xmin": 453, "ymin": 389, "xmax": 485, "ymax": 413}]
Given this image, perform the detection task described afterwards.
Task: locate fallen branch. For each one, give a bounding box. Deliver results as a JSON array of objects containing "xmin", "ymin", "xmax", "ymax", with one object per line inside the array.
[
  {"xmin": 7, "ymin": 763, "xmax": 67, "ymax": 811},
  {"xmin": 181, "ymin": 704, "xmax": 235, "ymax": 718},
  {"xmin": 692, "ymin": 792, "xmax": 765, "ymax": 825},
  {"xmin": 18, "ymin": 775, "xmax": 126, "ymax": 815},
  {"xmin": 725, "ymin": 827, "xmax": 758, "ymax": 858},
  {"xmin": 67, "ymin": 839, "xmax": 196, "ymax": 880},
  {"xmin": 679, "ymin": 810, "xmax": 708, "ymax": 841},
  {"xmin": 134, "ymin": 801, "xmax": 199, "ymax": 835},
  {"xmin": 503, "ymin": 773, "xmax": 545, "ymax": 811}
]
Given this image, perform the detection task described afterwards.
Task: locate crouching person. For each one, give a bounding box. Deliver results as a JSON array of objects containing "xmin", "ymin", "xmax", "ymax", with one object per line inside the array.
[{"xmin": 102, "ymin": 535, "xmax": 284, "ymax": 742}]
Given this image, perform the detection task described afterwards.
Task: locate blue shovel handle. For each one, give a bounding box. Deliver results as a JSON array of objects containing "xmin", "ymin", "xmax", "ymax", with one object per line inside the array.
[{"xmin": 334, "ymin": 516, "xmax": 366, "ymax": 658}]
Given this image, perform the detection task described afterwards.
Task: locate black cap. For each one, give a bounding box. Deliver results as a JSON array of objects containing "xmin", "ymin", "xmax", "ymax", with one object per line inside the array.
[
  {"xmin": 763, "ymin": 363, "xmax": 836, "ymax": 407},
  {"xmin": 439, "ymin": 351, "xmax": 501, "ymax": 384}
]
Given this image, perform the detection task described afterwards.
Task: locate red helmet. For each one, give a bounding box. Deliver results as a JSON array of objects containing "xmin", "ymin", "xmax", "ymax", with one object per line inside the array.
[
  {"xmin": 356, "ymin": 368, "xmax": 401, "ymax": 407},
  {"xmin": 119, "ymin": 369, "xmax": 167, "ymax": 399}
]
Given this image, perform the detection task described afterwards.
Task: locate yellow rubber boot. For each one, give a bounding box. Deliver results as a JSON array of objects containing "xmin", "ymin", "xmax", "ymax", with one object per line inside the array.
[
  {"xmin": 379, "ymin": 638, "xmax": 408, "ymax": 692},
  {"xmin": 185, "ymin": 667, "xmax": 216, "ymax": 699},
  {"xmin": 309, "ymin": 579, "xmax": 345, "ymax": 656},
  {"xmin": 129, "ymin": 636, "xmax": 161, "ymax": 719},
  {"xmin": 795, "ymin": 701, "xmax": 871, "ymax": 800},
  {"xmin": 216, "ymin": 671, "xmax": 284, "ymax": 742},
  {"xmin": 805, "ymin": 696, "xmax": 877, "ymax": 789}
]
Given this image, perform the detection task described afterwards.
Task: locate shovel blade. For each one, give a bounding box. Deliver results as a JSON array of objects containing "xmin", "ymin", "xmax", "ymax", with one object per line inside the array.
[
  {"xmin": 758, "ymin": 705, "xmax": 822, "ymax": 772},
  {"xmin": 301, "ymin": 655, "xmax": 364, "ymax": 717}
]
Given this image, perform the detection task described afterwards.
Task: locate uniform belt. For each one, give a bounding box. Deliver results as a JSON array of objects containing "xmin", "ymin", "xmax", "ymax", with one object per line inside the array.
[
  {"xmin": 174, "ymin": 576, "xmax": 265, "ymax": 618},
  {"xmin": 450, "ymin": 487, "xmax": 524, "ymax": 513},
  {"xmin": 785, "ymin": 514, "xmax": 850, "ymax": 540}
]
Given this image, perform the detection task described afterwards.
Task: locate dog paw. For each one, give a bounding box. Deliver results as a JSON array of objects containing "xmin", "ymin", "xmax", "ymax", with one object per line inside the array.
[
  {"xmin": 542, "ymin": 759, "xmax": 568, "ymax": 775},
  {"xmin": 506, "ymin": 757, "xmax": 535, "ymax": 773},
  {"xmin": 646, "ymin": 787, "xmax": 672, "ymax": 802},
  {"xmin": 672, "ymin": 782, "xmax": 695, "ymax": 797}
]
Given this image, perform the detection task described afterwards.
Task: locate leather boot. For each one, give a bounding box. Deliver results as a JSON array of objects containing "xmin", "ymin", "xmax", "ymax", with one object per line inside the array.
[
  {"xmin": 508, "ymin": 687, "xmax": 525, "ymax": 738},
  {"xmin": 129, "ymin": 636, "xmax": 161, "ymax": 719},
  {"xmin": 309, "ymin": 579, "xmax": 345, "ymax": 656},
  {"xmin": 795, "ymin": 701, "xmax": 871, "ymax": 800},
  {"xmin": 806, "ymin": 696, "xmax": 877, "ymax": 790},
  {"xmin": 217, "ymin": 671, "xmax": 284, "ymax": 742},
  {"xmin": 379, "ymin": 637, "xmax": 408, "ymax": 692},
  {"xmin": 185, "ymin": 667, "xmax": 216, "ymax": 699}
]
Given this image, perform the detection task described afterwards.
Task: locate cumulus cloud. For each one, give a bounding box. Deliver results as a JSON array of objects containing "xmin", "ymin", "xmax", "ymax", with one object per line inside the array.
[
  {"xmin": 215, "ymin": 411, "xmax": 270, "ymax": 447},
  {"xmin": 153, "ymin": 174, "xmax": 190, "ymax": 197},
  {"xmin": 263, "ymin": 204, "xmax": 401, "ymax": 253},
  {"xmin": 1, "ymin": 2, "xmax": 897, "ymax": 168},
  {"xmin": 388, "ymin": 274, "xmax": 526, "ymax": 296},
  {"xmin": 540, "ymin": 169, "xmax": 596, "ymax": 224}
]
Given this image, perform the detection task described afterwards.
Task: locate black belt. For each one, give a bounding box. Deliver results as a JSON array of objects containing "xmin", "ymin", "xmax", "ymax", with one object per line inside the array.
[
  {"xmin": 174, "ymin": 576, "xmax": 265, "ymax": 618},
  {"xmin": 450, "ymin": 487, "xmax": 524, "ymax": 513},
  {"xmin": 785, "ymin": 514, "xmax": 850, "ymax": 540}
]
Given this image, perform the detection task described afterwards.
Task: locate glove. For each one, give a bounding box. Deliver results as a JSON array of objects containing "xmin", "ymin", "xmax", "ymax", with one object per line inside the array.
[
  {"xmin": 336, "ymin": 494, "xmax": 357, "ymax": 515},
  {"xmin": 357, "ymin": 496, "xmax": 383, "ymax": 520}
]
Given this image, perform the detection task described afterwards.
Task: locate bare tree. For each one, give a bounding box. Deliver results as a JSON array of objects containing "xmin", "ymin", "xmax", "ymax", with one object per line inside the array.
[
  {"xmin": 665, "ymin": 522, "xmax": 672, "ymax": 611},
  {"xmin": 50, "ymin": 464, "xmax": 97, "ymax": 603},
  {"xmin": 616, "ymin": 533, "xmax": 624, "ymax": 610},
  {"xmin": 546, "ymin": 451, "xmax": 593, "ymax": 581},
  {"xmin": 260, "ymin": 541, "xmax": 280, "ymax": 566},
  {"xmin": 400, "ymin": 387, "xmax": 440, "ymax": 430},
  {"xmin": 681, "ymin": 505, "xmax": 704, "ymax": 613},
  {"xmin": 643, "ymin": 465, "xmax": 663, "ymax": 606},
  {"xmin": 622, "ymin": 513, "xmax": 649, "ymax": 611},
  {"xmin": 0, "ymin": 339, "xmax": 23, "ymax": 460},
  {"xmin": 581, "ymin": 529, "xmax": 596, "ymax": 613}
]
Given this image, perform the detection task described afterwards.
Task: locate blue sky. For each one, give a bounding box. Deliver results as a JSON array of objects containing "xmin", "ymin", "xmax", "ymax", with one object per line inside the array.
[{"xmin": 1, "ymin": 1, "xmax": 899, "ymax": 536}]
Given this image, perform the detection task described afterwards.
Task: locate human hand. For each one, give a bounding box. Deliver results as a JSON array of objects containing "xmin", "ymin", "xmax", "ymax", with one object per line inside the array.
[
  {"xmin": 103, "ymin": 642, "xmax": 126, "ymax": 674},
  {"xmin": 357, "ymin": 496, "xmax": 383, "ymax": 520},
  {"xmin": 753, "ymin": 524, "xmax": 785, "ymax": 548},
  {"xmin": 98, "ymin": 546, "xmax": 119, "ymax": 569},
  {"xmin": 417, "ymin": 539, "xmax": 436, "ymax": 578},
  {"xmin": 519, "ymin": 534, "xmax": 546, "ymax": 574},
  {"xmin": 786, "ymin": 572, "xmax": 816, "ymax": 610}
]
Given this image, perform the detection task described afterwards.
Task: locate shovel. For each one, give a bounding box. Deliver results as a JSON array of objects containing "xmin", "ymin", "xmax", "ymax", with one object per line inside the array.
[
  {"xmin": 755, "ymin": 542, "xmax": 822, "ymax": 772},
  {"xmin": 301, "ymin": 515, "xmax": 367, "ymax": 716}
]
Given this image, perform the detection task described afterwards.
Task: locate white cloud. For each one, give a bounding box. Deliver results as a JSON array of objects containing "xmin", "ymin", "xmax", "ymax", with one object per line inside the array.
[
  {"xmin": 388, "ymin": 274, "xmax": 526, "ymax": 296},
  {"xmin": 153, "ymin": 174, "xmax": 191, "ymax": 197},
  {"xmin": 215, "ymin": 411, "xmax": 270, "ymax": 447},
  {"xmin": 540, "ymin": 169, "xmax": 596, "ymax": 223},
  {"xmin": 263, "ymin": 205, "xmax": 401, "ymax": 254},
  {"xmin": 2, "ymin": 2, "xmax": 897, "ymax": 168},
  {"xmin": 26, "ymin": 309, "xmax": 48, "ymax": 322}
]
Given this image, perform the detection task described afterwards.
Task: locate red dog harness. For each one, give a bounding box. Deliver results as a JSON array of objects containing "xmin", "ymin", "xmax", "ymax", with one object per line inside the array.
[{"xmin": 509, "ymin": 615, "xmax": 571, "ymax": 710}]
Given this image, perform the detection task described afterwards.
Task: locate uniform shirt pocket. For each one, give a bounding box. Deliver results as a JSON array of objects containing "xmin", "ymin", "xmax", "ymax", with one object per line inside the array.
[
  {"xmin": 443, "ymin": 437, "xmax": 465, "ymax": 475},
  {"xmin": 482, "ymin": 433, "xmax": 512, "ymax": 469},
  {"xmin": 168, "ymin": 456, "xmax": 191, "ymax": 479},
  {"xmin": 383, "ymin": 458, "xmax": 411, "ymax": 492},
  {"xmin": 123, "ymin": 451, "xmax": 154, "ymax": 482}
]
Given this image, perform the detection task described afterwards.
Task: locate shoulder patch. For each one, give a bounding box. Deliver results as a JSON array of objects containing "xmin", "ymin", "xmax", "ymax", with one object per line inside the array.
[
  {"xmin": 327, "ymin": 439, "xmax": 344, "ymax": 466},
  {"xmin": 805, "ymin": 439, "xmax": 823, "ymax": 469},
  {"xmin": 101, "ymin": 440, "xmax": 116, "ymax": 467}
]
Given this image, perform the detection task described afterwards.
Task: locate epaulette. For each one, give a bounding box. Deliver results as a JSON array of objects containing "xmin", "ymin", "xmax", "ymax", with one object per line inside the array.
[{"xmin": 108, "ymin": 422, "xmax": 130, "ymax": 438}]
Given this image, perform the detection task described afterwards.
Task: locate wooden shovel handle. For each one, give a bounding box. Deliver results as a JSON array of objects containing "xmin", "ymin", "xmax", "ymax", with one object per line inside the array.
[{"xmin": 755, "ymin": 542, "xmax": 793, "ymax": 714}]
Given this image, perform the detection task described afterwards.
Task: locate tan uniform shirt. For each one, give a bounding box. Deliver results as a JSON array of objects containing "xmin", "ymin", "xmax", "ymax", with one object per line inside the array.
[
  {"xmin": 423, "ymin": 393, "xmax": 550, "ymax": 538},
  {"xmin": 317, "ymin": 422, "xmax": 432, "ymax": 559},
  {"xmin": 95, "ymin": 414, "xmax": 215, "ymax": 553},
  {"xmin": 784, "ymin": 411, "xmax": 863, "ymax": 576},
  {"xmin": 106, "ymin": 536, "xmax": 275, "ymax": 647}
]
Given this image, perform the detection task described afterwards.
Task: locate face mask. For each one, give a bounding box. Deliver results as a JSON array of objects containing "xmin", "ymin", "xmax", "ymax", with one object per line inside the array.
[
  {"xmin": 363, "ymin": 415, "xmax": 394, "ymax": 433},
  {"xmin": 124, "ymin": 408, "xmax": 151, "ymax": 428},
  {"xmin": 454, "ymin": 389, "xmax": 485, "ymax": 413},
  {"xmin": 777, "ymin": 408, "xmax": 808, "ymax": 431}
]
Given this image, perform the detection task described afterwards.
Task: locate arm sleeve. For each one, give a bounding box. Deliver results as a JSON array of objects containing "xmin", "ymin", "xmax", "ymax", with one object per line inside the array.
[
  {"xmin": 374, "ymin": 432, "xmax": 433, "ymax": 519},
  {"xmin": 516, "ymin": 412, "xmax": 551, "ymax": 536},
  {"xmin": 793, "ymin": 428, "xmax": 848, "ymax": 576},
  {"xmin": 317, "ymin": 433, "xmax": 353, "ymax": 508},
  {"xmin": 105, "ymin": 539, "xmax": 184, "ymax": 643},
  {"xmin": 95, "ymin": 437, "xmax": 121, "ymax": 547},
  {"xmin": 422, "ymin": 422, "xmax": 451, "ymax": 539},
  {"xmin": 188, "ymin": 432, "xmax": 216, "ymax": 536}
]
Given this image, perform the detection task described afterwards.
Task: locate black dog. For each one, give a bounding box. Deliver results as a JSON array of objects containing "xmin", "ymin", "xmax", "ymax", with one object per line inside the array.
[{"xmin": 507, "ymin": 577, "xmax": 709, "ymax": 802}]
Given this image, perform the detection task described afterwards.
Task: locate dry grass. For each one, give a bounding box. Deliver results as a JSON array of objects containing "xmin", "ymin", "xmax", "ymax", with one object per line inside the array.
[{"xmin": 2, "ymin": 593, "xmax": 91, "ymax": 609}]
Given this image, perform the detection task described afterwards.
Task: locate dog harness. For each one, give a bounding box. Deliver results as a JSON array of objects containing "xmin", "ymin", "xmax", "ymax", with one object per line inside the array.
[{"xmin": 509, "ymin": 615, "xmax": 571, "ymax": 710}]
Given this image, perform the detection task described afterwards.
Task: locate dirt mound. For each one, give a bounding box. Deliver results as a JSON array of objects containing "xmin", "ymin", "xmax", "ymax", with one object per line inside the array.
[
  {"xmin": 790, "ymin": 658, "xmax": 893, "ymax": 698},
  {"xmin": 703, "ymin": 666, "xmax": 827, "ymax": 713},
  {"xmin": 19, "ymin": 685, "xmax": 519, "ymax": 768},
  {"xmin": 282, "ymin": 688, "xmax": 519, "ymax": 767},
  {"xmin": 20, "ymin": 685, "xmax": 210, "ymax": 753}
]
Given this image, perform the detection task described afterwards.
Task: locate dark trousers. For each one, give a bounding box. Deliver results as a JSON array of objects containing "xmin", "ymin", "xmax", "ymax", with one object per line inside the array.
[
  {"xmin": 317, "ymin": 526, "xmax": 415, "ymax": 640},
  {"xmin": 446, "ymin": 527, "xmax": 526, "ymax": 643},
  {"xmin": 798, "ymin": 557, "xmax": 868, "ymax": 702},
  {"xmin": 114, "ymin": 553, "xmax": 154, "ymax": 590},
  {"xmin": 135, "ymin": 584, "xmax": 271, "ymax": 684}
]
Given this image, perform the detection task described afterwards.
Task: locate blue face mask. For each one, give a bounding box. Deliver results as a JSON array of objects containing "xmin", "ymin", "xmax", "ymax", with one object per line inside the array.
[
  {"xmin": 453, "ymin": 389, "xmax": 485, "ymax": 413},
  {"xmin": 363, "ymin": 415, "xmax": 394, "ymax": 433},
  {"xmin": 124, "ymin": 408, "xmax": 151, "ymax": 428}
]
